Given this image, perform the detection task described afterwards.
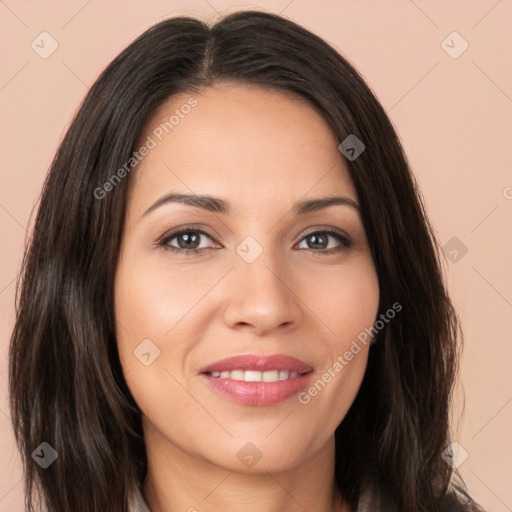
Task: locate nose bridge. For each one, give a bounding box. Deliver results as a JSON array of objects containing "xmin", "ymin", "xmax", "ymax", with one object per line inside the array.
[{"xmin": 222, "ymin": 237, "xmax": 303, "ymax": 333}]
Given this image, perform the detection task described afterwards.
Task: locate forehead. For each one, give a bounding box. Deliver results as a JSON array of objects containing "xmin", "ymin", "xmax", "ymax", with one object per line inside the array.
[{"xmin": 128, "ymin": 83, "xmax": 357, "ymax": 214}]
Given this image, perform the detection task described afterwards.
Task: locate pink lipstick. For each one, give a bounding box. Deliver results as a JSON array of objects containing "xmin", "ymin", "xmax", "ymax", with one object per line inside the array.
[{"xmin": 199, "ymin": 354, "xmax": 314, "ymax": 406}]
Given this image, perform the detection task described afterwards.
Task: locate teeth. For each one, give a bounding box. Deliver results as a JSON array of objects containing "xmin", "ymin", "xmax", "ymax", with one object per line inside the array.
[
  {"xmin": 231, "ymin": 370, "xmax": 245, "ymax": 381},
  {"xmin": 262, "ymin": 370, "xmax": 279, "ymax": 382},
  {"xmin": 244, "ymin": 370, "xmax": 262, "ymax": 382},
  {"xmin": 209, "ymin": 369, "xmax": 302, "ymax": 382}
]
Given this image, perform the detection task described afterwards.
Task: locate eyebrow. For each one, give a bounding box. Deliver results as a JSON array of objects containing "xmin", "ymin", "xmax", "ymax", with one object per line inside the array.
[{"xmin": 142, "ymin": 192, "xmax": 361, "ymax": 218}]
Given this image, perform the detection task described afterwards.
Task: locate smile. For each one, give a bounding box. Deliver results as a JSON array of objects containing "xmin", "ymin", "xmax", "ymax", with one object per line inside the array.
[
  {"xmin": 207, "ymin": 369, "xmax": 303, "ymax": 381},
  {"xmin": 199, "ymin": 354, "xmax": 314, "ymax": 406}
]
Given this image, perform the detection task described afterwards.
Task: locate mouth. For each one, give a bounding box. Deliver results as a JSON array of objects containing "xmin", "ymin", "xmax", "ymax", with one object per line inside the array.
[
  {"xmin": 199, "ymin": 354, "xmax": 314, "ymax": 406},
  {"xmin": 205, "ymin": 369, "xmax": 307, "ymax": 381}
]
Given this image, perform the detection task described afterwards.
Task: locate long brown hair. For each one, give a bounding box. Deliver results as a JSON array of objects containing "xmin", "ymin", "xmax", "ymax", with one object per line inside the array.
[{"xmin": 9, "ymin": 10, "xmax": 483, "ymax": 512}]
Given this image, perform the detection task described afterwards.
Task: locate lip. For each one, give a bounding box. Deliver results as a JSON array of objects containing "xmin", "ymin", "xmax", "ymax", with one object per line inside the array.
[
  {"xmin": 199, "ymin": 354, "xmax": 314, "ymax": 407},
  {"xmin": 199, "ymin": 354, "xmax": 314, "ymax": 374}
]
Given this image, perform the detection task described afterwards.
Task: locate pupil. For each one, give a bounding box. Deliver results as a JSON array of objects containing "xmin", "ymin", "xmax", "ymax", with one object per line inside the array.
[
  {"xmin": 309, "ymin": 233, "xmax": 327, "ymax": 249},
  {"xmin": 179, "ymin": 232, "xmax": 199, "ymax": 249}
]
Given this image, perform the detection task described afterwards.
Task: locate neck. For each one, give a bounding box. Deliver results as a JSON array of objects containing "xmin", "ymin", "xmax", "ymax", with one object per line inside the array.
[{"xmin": 142, "ymin": 429, "xmax": 351, "ymax": 512}]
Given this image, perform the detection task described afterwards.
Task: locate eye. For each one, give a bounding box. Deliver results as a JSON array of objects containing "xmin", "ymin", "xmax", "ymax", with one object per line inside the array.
[
  {"xmin": 157, "ymin": 227, "xmax": 352, "ymax": 256},
  {"xmin": 157, "ymin": 228, "xmax": 218, "ymax": 255},
  {"xmin": 296, "ymin": 229, "xmax": 352, "ymax": 254}
]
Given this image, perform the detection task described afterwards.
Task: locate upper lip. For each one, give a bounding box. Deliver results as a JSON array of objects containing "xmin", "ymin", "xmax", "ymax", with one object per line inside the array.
[{"xmin": 199, "ymin": 354, "xmax": 314, "ymax": 374}]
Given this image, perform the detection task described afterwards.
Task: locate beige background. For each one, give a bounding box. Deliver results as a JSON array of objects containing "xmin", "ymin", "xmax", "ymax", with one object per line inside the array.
[{"xmin": 1, "ymin": 1, "xmax": 511, "ymax": 510}]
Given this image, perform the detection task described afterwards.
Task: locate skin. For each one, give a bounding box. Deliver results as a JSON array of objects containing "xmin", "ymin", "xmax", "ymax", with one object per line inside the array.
[{"xmin": 114, "ymin": 83, "xmax": 380, "ymax": 512}]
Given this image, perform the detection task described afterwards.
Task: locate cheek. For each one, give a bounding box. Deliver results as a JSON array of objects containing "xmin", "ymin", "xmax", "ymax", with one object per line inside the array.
[
  {"xmin": 113, "ymin": 252, "xmax": 227, "ymax": 417},
  {"xmin": 307, "ymin": 252, "xmax": 380, "ymax": 345},
  {"xmin": 296, "ymin": 254, "xmax": 378, "ymax": 425},
  {"xmin": 114, "ymin": 256, "xmax": 173, "ymax": 385},
  {"xmin": 114, "ymin": 256, "xmax": 213, "ymax": 353},
  {"xmin": 113, "ymin": 256, "xmax": 200, "ymax": 420}
]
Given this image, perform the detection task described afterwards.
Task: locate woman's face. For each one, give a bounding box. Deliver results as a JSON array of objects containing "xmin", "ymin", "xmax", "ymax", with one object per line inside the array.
[{"xmin": 114, "ymin": 83, "xmax": 379, "ymax": 473}]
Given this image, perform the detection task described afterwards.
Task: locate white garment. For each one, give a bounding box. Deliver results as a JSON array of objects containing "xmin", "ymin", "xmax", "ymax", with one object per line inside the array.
[
  {"xmin": 128, "ymin": 484, "xmax": 381, "ymax": 512},
  {"xmin": 129, "ymin": 486, "xmax": 150, "ymax": 512}
]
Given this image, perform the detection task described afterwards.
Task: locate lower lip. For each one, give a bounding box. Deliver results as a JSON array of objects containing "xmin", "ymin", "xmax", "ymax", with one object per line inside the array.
[{"xmin": 201, "ymin": 372, "xmax": 314, "ymax": 406}]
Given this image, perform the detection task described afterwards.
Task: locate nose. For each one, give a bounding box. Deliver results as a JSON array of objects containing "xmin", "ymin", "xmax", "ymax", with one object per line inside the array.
[{"xmin": 221, "ymin": 254, "xmax": 305, "ymax": 336}]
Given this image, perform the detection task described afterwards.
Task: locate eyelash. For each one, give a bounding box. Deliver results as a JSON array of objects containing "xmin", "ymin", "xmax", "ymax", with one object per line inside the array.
[{"xmin": 156, "ymin": 227, "xmax": 353, "ymax": 256}]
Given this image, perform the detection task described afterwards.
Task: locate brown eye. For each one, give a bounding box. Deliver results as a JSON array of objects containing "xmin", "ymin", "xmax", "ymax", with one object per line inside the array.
[
  {"xmin": 158, "ymin": 229, "xmax": 217, "ymax": 255},
  {"xmin": 170, "ymin": 231, "xmax": 203, "ymax": 250},
  {"xmin": 296, "ymin": 229, "xmax": 352, "ymax": 254}
]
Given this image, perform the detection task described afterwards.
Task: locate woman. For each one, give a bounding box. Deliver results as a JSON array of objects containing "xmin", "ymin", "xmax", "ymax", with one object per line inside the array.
[{"xmin": 9, "ymin": 10, "xmax": 484, "ymax": 512}]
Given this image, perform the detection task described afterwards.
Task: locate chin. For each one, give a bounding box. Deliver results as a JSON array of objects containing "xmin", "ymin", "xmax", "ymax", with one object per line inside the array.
[{"xmin": 198, "ymin": 434, "xmax": 316, "ymax": 475}]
